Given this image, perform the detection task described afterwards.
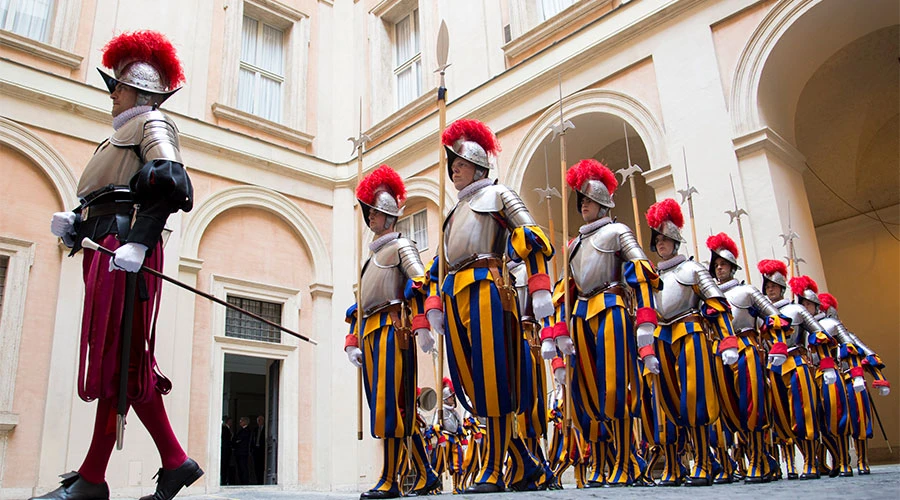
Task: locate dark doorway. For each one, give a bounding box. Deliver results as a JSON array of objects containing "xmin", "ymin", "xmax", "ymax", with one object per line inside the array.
[{"xmin": 222, "ymin": 354, "xmax": 279, "ymax": 486}]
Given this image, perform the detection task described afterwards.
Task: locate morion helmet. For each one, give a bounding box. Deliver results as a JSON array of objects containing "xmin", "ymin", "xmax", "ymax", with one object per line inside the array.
[
  {"xmin": 98, "ymin": 31, "xmax": 185, "ymax": 105},
  {"xmin": 565, "ymin": 159, "xmax": 617, "ymax": 209},
  {"xmin": 441, "ymin": 119, "xmax": 500, "ymax": 178},
  {"xmin": 645, "ymin": 198, "xmax": 685, "ymax": 252},
  {"xmin": 789, "ymin": 275, "xmax": 820, "ymax": 306},
  {"xmin": 356, "ymin": 165, "xmax": 407, "ymax": 225},
  {"xmin": 706, "ymin": 232, "xmax": 741, "ymax": 275},
  {"xmin": 757, "ymin": 259, "xmax": 788, "ymax": 290}
]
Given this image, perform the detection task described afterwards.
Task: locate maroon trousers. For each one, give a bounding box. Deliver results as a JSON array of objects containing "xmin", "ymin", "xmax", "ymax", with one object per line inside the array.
[{"xmin": 77, "ymin": 235, "xmax": 186, "ymax": 483}]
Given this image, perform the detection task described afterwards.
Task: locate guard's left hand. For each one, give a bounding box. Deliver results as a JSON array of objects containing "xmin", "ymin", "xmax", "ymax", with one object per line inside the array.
[
  {"xmin": 426, "ymin": 309, "xmax": 445, "ymax": 337},
  {"xmin": 878, "ymin": 386, "xmax": 890, "ymax": 397},
  {"xmin": 721, "ymin": 347, "xmax": 739, "ymax": 366},
  {"xmin": 108, "ymin": 242, "xmax": 148, "ymax": 273},
  {"xmin": 416, "ymin": 328, "xmax": 435, "ymax": 353},
  {"xmin": 532, "ymin": 289, "xmax": 554, "ymax": 320},
  {"xmin": 852, "ymin": 376, "xmax": 866, "ymax": 393}
]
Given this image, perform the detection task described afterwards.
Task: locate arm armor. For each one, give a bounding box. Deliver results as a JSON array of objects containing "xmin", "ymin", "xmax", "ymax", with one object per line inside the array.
[
  {"xmin": 398, "ymin": 238, "xmax": 427, "ymax": 281},
  {"xmin": 617, "ymin": 225, "xmax": 650, "ymax": 262},
  {"xmin": 696, "ymin": 267, "xmax": 726, "ymax": 301},
  {"xmin": 499, "ymin": 186, "xmax": 537, "ymax": 229},
  {"xmin": 843, "ymin": 327, "xmax": 875, "ymax": 356},
  {"xmin": 140, "ymin": 116, "xmax": 182, "ymax": 163},
  {"xmin": 798, "ymin": 307, "xmax": 829, "ymax": 339},
  {"xmin": 748, "ymin": 286, "xmax": 781, "ymax": 318}
]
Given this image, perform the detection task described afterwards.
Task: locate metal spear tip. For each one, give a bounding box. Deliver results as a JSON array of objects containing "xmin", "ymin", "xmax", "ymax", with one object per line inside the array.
[
  {"xmin": 615, "ymin": 164, "xmax": 643, "ymax": 184},
  {"xmin": 549, "ymin": 120, "xmax": 574, "ymax": 142},
  {"xmin": 534, "ymin": 186, "xmax": 561, "ymax": 204},
  {"xmin": 677, "ymin": 186, "xmax": 698, "ymax": 204}
]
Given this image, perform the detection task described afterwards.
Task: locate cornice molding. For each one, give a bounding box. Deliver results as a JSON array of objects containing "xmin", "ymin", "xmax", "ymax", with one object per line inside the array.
[
  {"xmin": 0, "ymin": 30, "xmax": 82, "ymax": 69},
  {"xmin": 502, "ymin": 0, "xmax": 616, "ymax": 61},
  {"xmin": 733, "ymin": 126, "xmax": 806, "ymax": 174},
  {"xmin": 212, "ymin": 102, "xmax": 314, "ymax": 147}
]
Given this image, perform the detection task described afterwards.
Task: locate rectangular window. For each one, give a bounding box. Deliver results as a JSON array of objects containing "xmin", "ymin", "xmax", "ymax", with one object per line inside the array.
[
  {"xmin": 396, "ymin": 209, "xmax": 428, "ymax": 252},
  {"xmin": 540, "ymin": 0, "xmax": 575, "ymax": 21},
  {"xmin": 0, "ymin": 255, "xmax": 7, "ymax": 314},
  {"xmin": 225, "ymin": 295, "xmax": 282, "ymax": 343},
  {"xmin": 238, "ymin": 14, "xmax": 285, "ymax": 123},
  {"xmin": 394, "ymin": 8, "xmax": 421, "ymax": 108},
  {"xmin": 0, "ymin": 0, "xmax": 54, "ymax": 43}
]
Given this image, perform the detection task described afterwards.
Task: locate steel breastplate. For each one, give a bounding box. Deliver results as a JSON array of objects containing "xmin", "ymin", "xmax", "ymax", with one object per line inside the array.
[
  {"xmin": 442, "ymin": 407, "xmax": 460, "ymax": 434},
  {"xmin": 77, "ymin": 139, "xmax": 142, "ymax": 198},
  {"xmin": 569, "ymin": 226, "xmax": 623, "ymax": 296},
  {"xmin": 443, "ymin": 200, "xmax": 506, "ymax": 270},
  {"xmin": 655, "ymin": 262, "xmax": 700, "ymax": 323},
  {"xmin": 725, "ymin": 285, "xmax": 755, "ymax": 332},
  {"xmin": 359, "ymin": 239, "xmax": 407, "ymax": 317},
  {"xmin": 778, "ymin": 303, "xmax": 807, "ymax": 348}
]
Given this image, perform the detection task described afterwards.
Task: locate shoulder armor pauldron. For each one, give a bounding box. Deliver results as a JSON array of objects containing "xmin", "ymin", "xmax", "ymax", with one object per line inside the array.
[
  {"xmin": 468, "ymin": 184, "xmax": 505, "ymax": 213},
  {"xmin": 673, "ymin": 259, "xmax": 701, "ymax": 287},
  {"xmin": 372, "ymin": 239, "xmax": 403, "ymax": 268},
  {"xmin": 588, "ymin": 222, "xmax": 624, "ymax": 254}
]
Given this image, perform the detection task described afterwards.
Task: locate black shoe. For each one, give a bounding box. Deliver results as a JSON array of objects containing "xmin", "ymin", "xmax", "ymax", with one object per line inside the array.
[
  {"xmin": 828, "ymin": 467, "xmax": 840, "ymax": 478},
  {"xmin": 585, "ymin": 480, "xmax": 605, "ymax": 488},
  {"xmin": 508, "ymin": 466, "xmax": 544, "ymax": 491},
  {"xmin": 463, "ymin": 482, "xmax": 504, "ymax": 494},
  {"xmin": 658, "ymin": 477, "xmax": 683, "ymax": 487},
  {"xmin": 30, "ymin": 472, "xmax": 109, "ymax": 500},
  {"xmin": 713, "ymin": 475, "xmax": 733, "ymax": 485},
  {"xmin": 744, "ymin": 475, "xmax": 767, "ymax": 484},
  {"xmin": 684, "ymin": 475, "xmax": 713, "ymax": 487},
  {"xmin": 360, "ymin": 489, "xmax": 400, "ymax": 499},
  {"xmin": 858, "ymin": 469, "xmax": 871, "ymax": 475},
  {"xmin": 838, "ymin": 470, "xmax": 853, "ymax": 477},
  {"xmin": 787, "ymin": 473, "xmax": 799, "ymax": 480},
  {"xmin": 139, "ymin": 458, "xmax": 204, "ymax": 500},
  {"xmin": 411, "ymin": 476, "xmax": 442, "ymax": 496},
  {"xmin": 799, "ymin": 472, "xmax": 820, "ymax": 480}
]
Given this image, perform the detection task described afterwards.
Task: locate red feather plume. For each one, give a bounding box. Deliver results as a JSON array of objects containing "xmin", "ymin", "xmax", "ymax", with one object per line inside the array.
[
  {"xmin": 645, "ymin": 198, "xmax": 684, "ymax": 229},
  {"xmin": 818, "ymin": 293, "xmax": 838, "ymax": 311},
  {"xmin": 356, "ymin": 165, "xmax": 406, "ymax": 205},
  {"xmin": 441, "ymin": 119, "xmax": 500, "ymax": 155},
  {"xmin": 757, "ymin": 259, "xmax": 787, "ymax": 278},
  {"xmin": 789, "ymin": 275, "xmax": 818, "ymax": 296},
  {"xmin": 706, "ymin": 232, "xmax": 738, "ymax": 258},
  {"xmin": 102, "ymin": 31, "xmax": 185, "ymax": 89},
  {"xmin": 565, "ymin": 159, "xmax": 618, "ymax": 196},
  {"xmin": 442, "ymin": 377, "xmax": 453, "ymax": 393}
]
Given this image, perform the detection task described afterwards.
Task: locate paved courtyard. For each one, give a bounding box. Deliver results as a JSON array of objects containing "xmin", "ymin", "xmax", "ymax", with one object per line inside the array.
[{"xmin": 178, "ymin": 464, "xmax": 900, "ymax": 500}]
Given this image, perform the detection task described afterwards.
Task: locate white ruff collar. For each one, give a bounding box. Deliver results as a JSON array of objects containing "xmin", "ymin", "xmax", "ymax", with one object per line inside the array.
[
  {"xmin": 369, "ymin": 232, "xmax": 400, "ymax": 252},
  {"xmin": 113, "ymin": 105, "xmax": 154, "ymax": 130}
]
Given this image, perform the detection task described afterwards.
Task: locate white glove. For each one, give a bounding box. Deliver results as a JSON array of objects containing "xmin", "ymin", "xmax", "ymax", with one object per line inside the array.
[
  {"xmin": 416, "ymin": 328, "xmax": 435, "ymax": 353},
  {"xmin": 541, "ymin": 339, "xmax": 557, "ymax": 360},
  {"xmin": 556, "ymin": 335, "xmax": 576, "ymax": 356},
  {"xmin": 643, "ymin": 354, "xmax": 660, "ymax": 375},
  {"xmin": 51, "ymin": 211, "xmax": 76, "ymax": 237},
  {"xmin": 553, "ymin": 367, "xmax": 567, "ymax": 387},
  {"xmin": 721, "ymin": 348, "xmax": 739, "ymax": 366},
  {"xmin": 426, "ymin": 309, "xmax": 445, "ymax": 337},
  {"xmin": 768, "ymin": 353, "xmax": 786, "ymax": 367},
  {"xmin": 345, "ymin": 346, "xmax": 362, "ymax": 368},
  {"xmin": 532, "ymin": 289, "xmax": 554, "ymax": 320},
  {"xmin": 636, "ymin": 322, "xmax": 655, "ymax": 348},
  {"xmin": 108, "ymin": 242, "xmax": 148, "ymax": 273},
  {"xmin": 878, "ymin": 386, "xmax": 890, "ymax": 397},
  {"xmin": 822, "ymin": 368, "xmax": 837, "ymax": 385},
  {"xmin": 852, "ymin": 376, "xmax": 866, "ymax": 393}
]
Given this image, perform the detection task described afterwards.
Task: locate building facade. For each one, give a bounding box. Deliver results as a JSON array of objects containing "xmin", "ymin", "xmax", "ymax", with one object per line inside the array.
[{"xmin": 0, "ymin": 0, "xmax": 897, "ymax": 497}]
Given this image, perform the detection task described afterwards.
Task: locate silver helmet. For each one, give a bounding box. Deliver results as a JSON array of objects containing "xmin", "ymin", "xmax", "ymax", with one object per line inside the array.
[
  {"xmin": 98, "ymin": 31, "xmax": 184, "ymax": 105},
  {"xmin": 576, "ymin": 178, "xmax": 615, "ymax": 208},
  {"xmin": 706, "ymin": 233, "xmax": 742, "ymax": 276},
  {"xmin": 359, "ymin": 187, "xmax": 404, "ymax": 220},
  {"xmin": 797, "ymin": 288, "xmax": 820, "ymax": 306},
  {"xmin": 649, "ymin": 221, "xmax": 686, "ymax": 253},
  {"xmin": 445, "ymin": 139, "xmax": 492, "ymax": 178}
]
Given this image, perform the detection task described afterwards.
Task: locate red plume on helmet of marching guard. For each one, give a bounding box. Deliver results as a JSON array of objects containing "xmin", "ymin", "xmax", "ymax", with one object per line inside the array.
[
  {"xmin": 818, "ymin": 293, "xmax": 838, "ymax": 311},
  {"xmin": 790, "ymin": 275, "xmax": 821, "ymax": 306},
  {"xmin": 98, "ymin": 31, "xmax": 184, "ymax": 102},
  {"xmin": 757, "ymin": 259, "xmax": 788, "ymax": 289},
  {"xmin": 356, "ymin": 165, "xmax": 406, "ymax": 219},
  {"xmin": 566, "ymin": 159, "xmax": 618, "ymax": 209},
  {"xmin": 705, "ymin": 232, "xmax": 741, "ymax": 272}
]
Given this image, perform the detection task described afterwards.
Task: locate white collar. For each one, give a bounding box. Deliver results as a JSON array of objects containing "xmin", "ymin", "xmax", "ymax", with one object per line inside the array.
[
  {"xmin": 579, "ymin": 217, "xmax": 612, "ymax": 235},
  {"xmin": 112, "ymin": 105, "xmax": 154, "ymax": 130},
  {"xmin": 369, "ymin": 232, "xmax": 400, "ymax": 252},
  {"xmin": 457, "ymin": 178, "xmax": 494, "ymax": 200},
  {"xmin": 657, "ymin": 254, "xmax": 686, "ymax": 270}
]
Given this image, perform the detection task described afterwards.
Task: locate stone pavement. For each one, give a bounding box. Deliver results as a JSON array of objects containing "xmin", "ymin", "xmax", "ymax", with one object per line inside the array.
[{"xmin": 179, "ymin": 464, "xmax": 899, "ymax": 500}]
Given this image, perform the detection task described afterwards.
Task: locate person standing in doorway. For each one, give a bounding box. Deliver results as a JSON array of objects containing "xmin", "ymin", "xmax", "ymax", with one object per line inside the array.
[
  {"xmin": 252, "ymin": 415, "xmax": 266, "ymax": 484},
  {"xmin": 232, "ymin": 417, "xmax": 252, "ymax": 485},
  {"xmin": 221, "ymin": 416, "xmax": 234, "ymax": 485}
]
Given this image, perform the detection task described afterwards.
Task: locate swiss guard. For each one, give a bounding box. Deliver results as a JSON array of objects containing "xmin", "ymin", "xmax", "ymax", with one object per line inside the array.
[
  {"xmin": 546, "ymin": 159, "xmax": 661, "ymax": 486},
  {"xmin": 431, "ymin": 118, "xmax": 554, "ymax": 493},
  {"xmin": 707, "ymin": 232, "xmax": 789, "ymax": 483},
  {"xmin": 343, "ymin": 166, "xmax": 441, "ymax": 499},
  {"xmin": 41, "ymin": 31, "xmax": 198, "ymax": 500},
  {"xmin": 645, "ymin": 199, "xmax": 738, "ymax": 486}
]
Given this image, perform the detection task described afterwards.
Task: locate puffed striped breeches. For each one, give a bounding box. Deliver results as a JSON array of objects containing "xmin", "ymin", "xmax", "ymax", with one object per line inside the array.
[
  {"xmin": 362, "ymin": 315, "xmax": 415, "ymax": 438},
  {"xmin": 653, "ymin": 329, "xmax": 720, "ymax": 427}
]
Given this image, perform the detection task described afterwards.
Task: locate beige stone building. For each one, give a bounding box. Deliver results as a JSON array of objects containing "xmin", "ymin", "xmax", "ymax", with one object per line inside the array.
[{"xmin": 0, "ymin": 0, "xmax": 896, "ymax": 497}]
